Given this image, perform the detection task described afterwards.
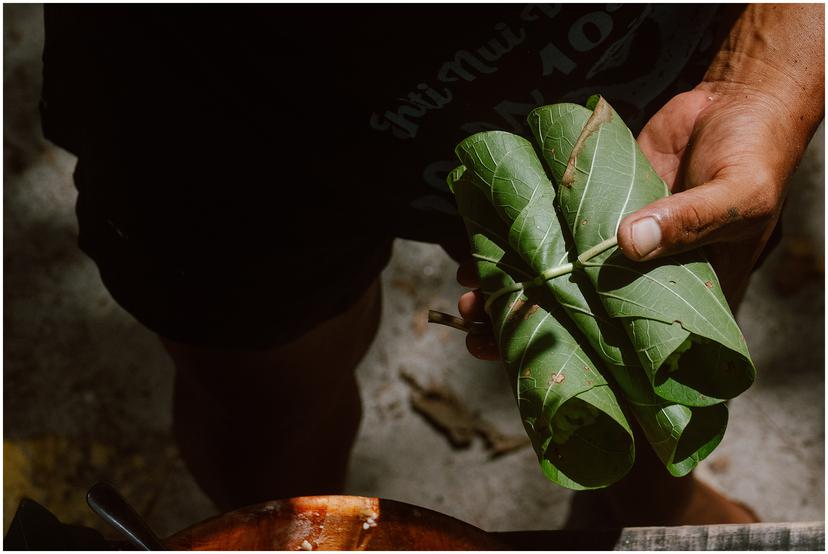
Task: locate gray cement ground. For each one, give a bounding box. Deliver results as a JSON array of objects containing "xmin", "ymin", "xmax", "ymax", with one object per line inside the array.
[{"xmin": 4, "ymin": 4, "xmax": 824, "ymax": 539}]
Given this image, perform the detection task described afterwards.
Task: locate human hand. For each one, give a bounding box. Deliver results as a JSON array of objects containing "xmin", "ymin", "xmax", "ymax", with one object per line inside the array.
[
  {"xmin": 619, "ymin": 88, "xmax": 794, "ymax": 306},
  {"xmin": 619, "ymin": 3, "xmax": 824, "ymax": 305}
]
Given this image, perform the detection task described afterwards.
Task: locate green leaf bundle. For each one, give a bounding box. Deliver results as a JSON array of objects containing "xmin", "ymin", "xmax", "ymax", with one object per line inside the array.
[{"xmin": 445, "ymin": 96, "xmax": 755, "ymax": 489}]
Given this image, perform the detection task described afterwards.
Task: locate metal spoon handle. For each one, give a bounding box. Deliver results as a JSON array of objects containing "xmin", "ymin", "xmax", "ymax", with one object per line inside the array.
[{"xmin": 87, "ymin": 482, "xmax": 166, "ymax": 551}]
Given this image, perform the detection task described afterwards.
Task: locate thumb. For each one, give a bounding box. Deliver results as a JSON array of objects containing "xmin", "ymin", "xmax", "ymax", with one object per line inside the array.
[{"xmin": 616, "ymin": 176, "xmax": 772, "ymax": 262}]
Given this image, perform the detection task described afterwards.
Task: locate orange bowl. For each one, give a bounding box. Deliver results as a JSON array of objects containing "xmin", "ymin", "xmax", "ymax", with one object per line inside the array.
[{"xmin": 164, "ymin": 495, "xmax": 505, "ymax": 551}]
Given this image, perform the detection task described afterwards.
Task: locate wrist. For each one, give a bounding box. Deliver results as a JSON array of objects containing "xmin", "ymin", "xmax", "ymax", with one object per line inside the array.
[{"xmin": 700, "ymin": 4, "xmax": 824, "ymax": 135}]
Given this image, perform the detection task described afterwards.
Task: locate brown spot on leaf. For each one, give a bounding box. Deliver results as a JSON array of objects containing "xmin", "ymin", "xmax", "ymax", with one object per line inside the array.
[
  {"xmin": 705, "ymin": 280, "xmax": 714, "ymax": 288},
  {"xmin": 523, "ymin": 304, "xmax": 541, "ymax": 320},
  {"xmin": 520, "ymin": 367, "xmax": 532, "ymax": 379},
  {"xmin": 552, "ymin": 373, "xmax": 565, "ymax": 384},
  {"xmin": 506, "ymin": 299, "xmax": 526, "ymax": 321},
  {"xmin": 561, "ymin": 97, "xmax": 613, "ymax": 188},
  {"xmin": 581, "ymin": 219, "xmax": 588, "ymax": 226}
]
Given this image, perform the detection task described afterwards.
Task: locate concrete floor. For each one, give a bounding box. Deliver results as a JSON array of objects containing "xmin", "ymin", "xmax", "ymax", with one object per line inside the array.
[{"xmin": 4, "ymin": 4, "xmax": 825, "ymax": 540}]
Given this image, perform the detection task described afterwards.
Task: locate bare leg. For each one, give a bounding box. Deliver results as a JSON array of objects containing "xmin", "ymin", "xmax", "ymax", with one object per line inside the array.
[
  {"xmin": 604, "ymin": 438, "xmax": 758, "ymax": 526},
  {"xmin": 566, "ymin": 422, "xmax": 758, "ymax": 528},
  {"xmin": 162, "ymin": 279, "xmax": 382, "ymax": 511}
]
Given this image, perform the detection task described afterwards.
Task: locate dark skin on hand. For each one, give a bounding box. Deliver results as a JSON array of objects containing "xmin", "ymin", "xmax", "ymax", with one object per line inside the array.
[{"xmin": 456, "ymin": 4, "xmax": 824, "ymax": 525}]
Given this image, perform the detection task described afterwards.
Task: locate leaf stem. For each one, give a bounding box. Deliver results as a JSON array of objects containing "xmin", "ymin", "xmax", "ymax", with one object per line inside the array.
[
  {"xmin": 539, "ymin": 262, "xmax": 575, "ymax": 282},
  {"xmin": 483, "ymin": 282, "xmax": 526, "ymax": 314},
  {"xmin": 427, "ymin": 310, "xmax": 491, "ymax": 334},
  {"xmin": 481, "ymin": 236, "xmax": 619, "ymax": 314},
  {"xmin": 471, "ymin": 253, "xmax": 532, "ymax": 279},
  {"xmin": 575, "ymin": 236, "xmax": 618, "ymax": 267},
  {"xmin": 427, "ymin": 310, "xmax": 471, "ymax": 332}
]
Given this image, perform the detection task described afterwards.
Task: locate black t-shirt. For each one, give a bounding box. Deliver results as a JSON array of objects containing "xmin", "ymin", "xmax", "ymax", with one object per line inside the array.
[{"xmin": 41, "ymin": 4, "xmax": 736, "ymax": 347}]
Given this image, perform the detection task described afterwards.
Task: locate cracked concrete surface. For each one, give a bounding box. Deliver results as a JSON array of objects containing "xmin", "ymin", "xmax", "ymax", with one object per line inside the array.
[{"xmin": 4, "ymin": 4, "xmax": 824, "ymax": 540}]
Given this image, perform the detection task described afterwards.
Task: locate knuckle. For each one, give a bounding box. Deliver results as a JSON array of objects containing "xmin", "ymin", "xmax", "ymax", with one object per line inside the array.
[
  {"xmin": 742, "ymin": 182, "xmax": 782, "ymax": 230},
  {"xmin": 669, "ymin": 174, "xmax": 784, "ymax": 248},
  {"xmin": 673, "ymin": 200, "xmax": 712, "ymax": 246}
]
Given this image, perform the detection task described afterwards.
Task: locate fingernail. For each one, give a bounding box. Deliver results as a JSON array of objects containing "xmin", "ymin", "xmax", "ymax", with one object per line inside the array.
[{"xmin": 631, "ymin": 217, "xmax": 661, "ymax": 257}]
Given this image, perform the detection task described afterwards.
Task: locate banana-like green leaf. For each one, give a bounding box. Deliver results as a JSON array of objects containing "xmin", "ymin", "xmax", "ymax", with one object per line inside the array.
[
  {"xmin": 528, "ymin": 97, "xmax": 755, "ymax": 407},
  {"xmin": 450, "ymin": 166, "xmax": 634, "ymax": 489},
  {"xmin": 451, "ymin": 130, "xmax": 729, "ymax": 478}
]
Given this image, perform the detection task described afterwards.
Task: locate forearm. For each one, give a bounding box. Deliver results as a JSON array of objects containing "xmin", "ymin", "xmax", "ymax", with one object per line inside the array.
[{"xmin": 699, "ymin": 4, "xmax": 824, "ymax": 146}]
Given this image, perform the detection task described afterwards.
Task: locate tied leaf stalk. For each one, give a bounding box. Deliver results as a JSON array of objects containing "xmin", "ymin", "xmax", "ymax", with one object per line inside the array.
[{"xmin": 482, "ymin": 236, "xmax": 619, "ymax": 314}]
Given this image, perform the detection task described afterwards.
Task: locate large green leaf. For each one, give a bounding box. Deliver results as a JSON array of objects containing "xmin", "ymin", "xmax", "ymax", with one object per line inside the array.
[
  {"xmin": 450, "ymin": 130, "xmax": 729, "ymax": 479},
  {"xmin": 528, "ymin": 97, "xmax": 755, "ymax": 406},
  {"xmin": 450, "ymin": 166, "xmax": 634, "ymax": 489}
]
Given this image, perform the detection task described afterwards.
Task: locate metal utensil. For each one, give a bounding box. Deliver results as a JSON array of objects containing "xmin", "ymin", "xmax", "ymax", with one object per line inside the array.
[{"xmin": 86, "ymin": 482, "xmax": 166, "ymax": 550}]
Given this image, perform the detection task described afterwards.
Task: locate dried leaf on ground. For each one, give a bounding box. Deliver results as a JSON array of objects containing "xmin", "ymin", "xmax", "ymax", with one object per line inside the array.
[{"xmin": 400, "ymin": 369, "xmax": 528, "ymax": 456}]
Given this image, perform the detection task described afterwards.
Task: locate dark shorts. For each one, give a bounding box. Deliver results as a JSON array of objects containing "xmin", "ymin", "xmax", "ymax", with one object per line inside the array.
[
  {"xmin": 42, "ymin": 6, "xmax": 405, "ymax": 348},
  {"xmin": 63, "ymin": 126, "xmax": 397, "ymax": 349}
]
